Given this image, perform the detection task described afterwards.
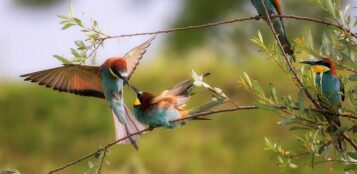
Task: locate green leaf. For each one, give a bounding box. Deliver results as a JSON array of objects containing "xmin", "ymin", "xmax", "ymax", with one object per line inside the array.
[
  {"xmin": 73, "ymin": 18, "xmax": 83, "ymax": 27},
  {"xmin": 337, "ymin": 126, "xmax": 349, "ymax": 133},
  {"xmin": 70, "ymin": 48, "xmax": 80, "ymax": 57},
  {"xmin": 348, "ymin": 74, "xmax": 357, "ymax": 81},
  {"xmin": 243, "ymin": 72, "xmax": 252, "ymax": 88},
  {"xmin": 252, "ymin": 80, "xmax": 265, "ymax": 98},
  {"xmin": 61, "ymin": 23, "xmax": 75, "ymax": 30},
  {"xmin": 256, "ymin": 103, "xmax": 276, "ymax": 111},
  {"xmin": 289, "ymin": 126, "xmax": 311, "ymax": 131},
  {"xmin": 268, "ymin": 83, "xmax": 278, "ymax": 103},
  {"xmin": 57, "ymin": 15, "xmax": 69, "ymax": 19},
  {"xmin": 0, "ymin": 170, "xmax": 21, "ymax": 174},
  {"xmin": 310, "ymin": 153, "xmax": 315, "ymax": 168},
  {"xmin": 53, "ymin": 55, "xmax": 71, "ymax": 64},
  {"xmin": 347, "ymin": 152, "xmax": 357, "ymax": 160},
  {"xmin": 344, "ymin": 164, "xmax": 357, "ymax": 171},
  {"xmin": 277, "ymin": 118, "xmax": 302, "ymax": 126},
  {"xmin": 298, "ymin": 89, "xmax": 305, "ymax": 111},
  {"xmin": 69, "ymin": 2, "xmax": 75, "ymax": 17},
  {"xmin": 325, "ymin": 0, "xmax": 336, "ymax": 18},
  {"xmin": 88, "ymin": 161, "xmax": 94, "ymax": 169}
]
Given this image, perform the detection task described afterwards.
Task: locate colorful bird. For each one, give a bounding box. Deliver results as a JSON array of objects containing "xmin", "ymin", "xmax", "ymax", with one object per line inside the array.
[
  {"xmin": 20, "ymin": 36, "xmax": 156, "ymax": 150},
  {"xmin": 250, "ymin": 0, "xmax": 295, "ymax": 60},
  {"xmin": 301, "ymin": 57, "xmax": 345, "ymax": 149},
  {"xmin": 300, "ymin": 58, "xmax": 344, "ymax": 110},
  {"xmin": 130, "ymin": 73, "xmax": 226, "ymax": 129}
]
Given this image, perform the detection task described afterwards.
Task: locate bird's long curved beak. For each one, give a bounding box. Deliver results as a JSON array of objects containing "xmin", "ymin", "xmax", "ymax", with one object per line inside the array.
[
  {"xmin": 125, "ymin": 82, "xmax": 142, "ymax": 95},
  {"xmin": 300, "ymin": 60, "xmax": 317, "ymax": 65}
]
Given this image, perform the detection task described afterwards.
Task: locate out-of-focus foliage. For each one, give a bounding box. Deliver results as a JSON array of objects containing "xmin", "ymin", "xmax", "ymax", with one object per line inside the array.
[
  {"xmin": 243, "ymin": 0, "xmax": 357, "ymax": 171},
  {"xmin": 0, "ymin": 57, "xmax": 346, "ymax": 173},
  {"xmin": 167, "ymin": 0, "xmax": 339, "ymax": 55},
  {"xmin": 1, "ymin": 0, "xmax": 356, "ymax": 173},
  {"xmin": 14, "ymin": 0, "xmax": 61, "ymax": 7}
]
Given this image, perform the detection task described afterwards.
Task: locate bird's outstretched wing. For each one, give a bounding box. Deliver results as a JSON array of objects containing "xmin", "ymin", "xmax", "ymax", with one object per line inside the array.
[
  {"xmin": 152, "ymin": 73, "xmax": 210, "ymax": 107},
  {"xmin": 123, "ymin": 36, "xmax": 156, "ymax": 80},
  {"xmin": 20, "ymin": 64, "xmax": 105, "ymax": 98}
]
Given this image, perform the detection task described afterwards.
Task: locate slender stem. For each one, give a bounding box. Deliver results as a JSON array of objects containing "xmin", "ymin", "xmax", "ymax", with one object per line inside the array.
[
  {"xmin": 97, "ymin": 15, "xmax": 356, "ymax": 39},
  {"xmin": 341, "ymin": 133, "xmax": 357, "ymax": 151},
  {"xmin": 260, "ymin": 0, "xmax": 321, "ymax": 109},
  {"xmin": 97, "ymin": 147, "xmax": 108, "ymax": 174},
  {"xmin": 47, "ymin": 106, "xmax": 254, "ymax": 174},
  {"xmin": 48, "ymin": 103, "xmax": 357, "ymax": 173},
  {"xmin": 337, "ymin": 63, "xmax": 357, "ymax": 74}
]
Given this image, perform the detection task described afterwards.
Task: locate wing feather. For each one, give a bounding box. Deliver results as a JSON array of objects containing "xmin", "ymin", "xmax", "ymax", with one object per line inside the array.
[
  {"xmin": 123, "ymin": 36, "xmax": 156, "ymax": 79},
  {"xmin": 152, "ymin": 73, "xmax": 210, "ymax": 107},
  {"xmin": 21, "ymin": 64, "xmax": 105, "ymax": 98}
]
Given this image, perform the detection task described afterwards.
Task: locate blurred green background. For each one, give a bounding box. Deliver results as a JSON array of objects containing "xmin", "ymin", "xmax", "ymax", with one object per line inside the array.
[{"xmin": 0, "ymin": 0, "xmax": 355, "ymax": 173}]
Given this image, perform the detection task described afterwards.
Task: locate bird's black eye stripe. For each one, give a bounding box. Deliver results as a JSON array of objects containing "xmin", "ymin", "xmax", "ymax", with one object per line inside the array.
[
  {"xmin": 316, "ymin": 60, "xmax": 331, "ymax": 68},
  {"xmin": 110, "ymin": 67, "xmax": 122, "ymax": 78}
]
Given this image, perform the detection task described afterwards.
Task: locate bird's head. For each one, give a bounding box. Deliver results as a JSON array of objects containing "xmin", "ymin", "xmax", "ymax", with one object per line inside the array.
[
  {"xmin": 102, "ymin": 57, "xmax": 128, "ymax": 81},
  {"xmin": 300, "ymin": 57, "xmax": 337, "ymax": 75},
  {"xmin": 131, "ymin": 86, "xmax": 155, "ymax": 110}
]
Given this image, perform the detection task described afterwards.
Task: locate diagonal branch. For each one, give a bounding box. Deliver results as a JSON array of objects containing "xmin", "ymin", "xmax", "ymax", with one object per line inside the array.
[
  {"xmin": 48, "ymin": 103, "xmax": 357, "ymax": 173},
  {"xmin": 47, "ymin": 105, "xmax": 257, "ymax": 174},
  {"xmin": 260, "ymin": 0, "xmax": 321, "ymax": 109},
  {"xmin": 260, "ymin": 0, "xmax": 357, "ymax": 152}
]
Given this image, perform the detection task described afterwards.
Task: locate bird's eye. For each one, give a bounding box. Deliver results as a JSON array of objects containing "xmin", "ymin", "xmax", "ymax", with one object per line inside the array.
[{"xmin": 109, "ymin": 68, "xmax": 121, "ymax": 79}]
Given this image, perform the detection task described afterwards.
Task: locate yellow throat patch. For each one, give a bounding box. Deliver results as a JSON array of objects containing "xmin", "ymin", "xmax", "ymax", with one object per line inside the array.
[
  {"xmin": 134, "ymin": 97, "xmax": 141, "ymax": 106},
  {"xmin": 312, "ymin": 65, "xmax": 330, "ymax": 73}
]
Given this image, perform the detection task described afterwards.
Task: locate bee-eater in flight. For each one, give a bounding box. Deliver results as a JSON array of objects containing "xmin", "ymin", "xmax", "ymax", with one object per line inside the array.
[
  {"xmin": 301, "ymin": 57, "xmax": 345, "ymax": 150},
  {"xmin": 250, "ymin": 0, "xmax": 295, "ymax": 61},
  {"xmin": 129, "ymin": 73, "xmax": 226, "ymax": 129},
  {"xmin": 20, "ymin": 36, "xmax": 156, "ymax": 150}
]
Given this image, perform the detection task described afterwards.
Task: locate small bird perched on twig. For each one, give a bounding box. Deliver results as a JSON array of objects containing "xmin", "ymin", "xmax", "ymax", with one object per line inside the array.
[
  {"xmin": 250, "ymin": 0, "xmax": 295, "ymax": 61},
  {"xmin": 301, "ymin": 57, "xmax": 345, "ymax": 151}
]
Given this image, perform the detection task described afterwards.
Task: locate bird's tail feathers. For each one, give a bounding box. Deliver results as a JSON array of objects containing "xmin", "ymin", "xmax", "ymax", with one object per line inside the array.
[{"xmin": 112, "ymin": 104, "xmax": 145, "ymax": 150}]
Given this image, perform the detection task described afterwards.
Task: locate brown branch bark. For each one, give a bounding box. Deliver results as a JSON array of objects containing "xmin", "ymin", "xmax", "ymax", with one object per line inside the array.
[
  {"xmin": 100, "ymin": 15, "xmax": 357, "ymax": 39},
  {"xmin": 48, "ymin": 103, "xmax": 357, "ymax": 173},
  {"xmin": 260, "ymin": 0, "xmax": 321, "ymax": 109},
  {"xmin": 97, "ymin": 147, "xmax": 108, "ymax": 174},
  {"xmin": 48, "ymin": 10, "xmax": 357, "ymax": 174}
]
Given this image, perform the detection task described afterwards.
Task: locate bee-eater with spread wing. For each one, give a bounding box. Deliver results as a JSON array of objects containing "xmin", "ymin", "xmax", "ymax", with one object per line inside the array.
[
  {"xmin": 301, "ymin": 57, "xmax": 345, "ymax": 150},
  {"xmin": 250, "ymin": 0, "xmax": 295, "ymax": 61},
  {"xmin": 130, "ymin": 73, "xmax": 226, "ymax": 129},
  {"xmin": 20, "ymin": 36, "xmax": 155, "ymax": 150}
]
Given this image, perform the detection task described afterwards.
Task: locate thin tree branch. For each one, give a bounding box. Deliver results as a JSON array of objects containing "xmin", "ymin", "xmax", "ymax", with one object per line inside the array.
[
  {"xmin": 48, "ymin": 103, "xmax": 357, "ymax": 173},
  {"xmin": 97, "ymin": 147, "xmax": 108, "ymax": 174},
  {"xmin": 97, "ymin": 15, "xmax": 356, "ymax": 39},
  {"xmin": 261, "ymin": 0, "xmax": 357, "ymax": 152},
  {"xmin": 260, "ymin": 0, "xmax": 321, "ymax": 109},
  {"xmin": 48, "ymin": 105, "xmax": 258, "ymax": 174},
  {"xmin": 337, "ymin": 63, "xmax": 357, "ymax": 74},
  {"xmin": 48, "ymin": 11, "xmax": 357, "ymax": 173},
  {"xmin": 341, "ymin": 133, "xmax": 357, "ymax": 151}
]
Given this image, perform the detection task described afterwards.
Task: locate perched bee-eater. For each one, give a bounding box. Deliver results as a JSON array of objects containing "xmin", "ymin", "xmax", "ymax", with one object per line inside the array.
[
  {"xmin": 130, "ymin": 73, "xmax": 226, "ymax": 128},
  {"xmin": 250, "ymin": 0, "xmax": 295, "ymax": 60},
  {"xmin": 301, "ymin": 57, "xmax": 345, "ymax": 149},
  {"xmin": 20, "ymin": 36, "xmax": 155, "ymax": 150},
  {"xmin": 300, "ymin": 57, "xmax": 344, "ymax": 110}
]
